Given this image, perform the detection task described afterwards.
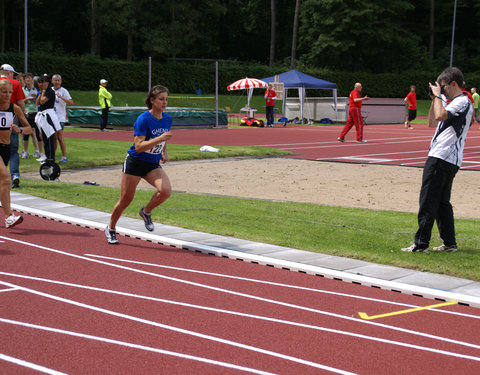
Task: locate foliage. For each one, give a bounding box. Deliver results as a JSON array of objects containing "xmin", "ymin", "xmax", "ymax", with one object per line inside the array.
[
  {"xmin": 18, "ymin": 179, "xmax": 480, "ymax": 281},
  {"xmin": 298, "ymin": 0, "xmax": 424, "ymax": 72},
  {"xmin": 3, "ymin": 0, "xmax": 480, "ymax": 73},
  {"xmin": 18, "ymin": 137, "xmax": 290, "ymax": 174},
  {"xmin": 6, "ymin": 51, "xmax": 479, "ymax": 99}
]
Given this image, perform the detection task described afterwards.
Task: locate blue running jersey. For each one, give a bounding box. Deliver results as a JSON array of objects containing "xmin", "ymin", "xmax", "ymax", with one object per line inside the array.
[{"xmin": 127, "ymin": 111, "xmax": 172, "ymax": 164}]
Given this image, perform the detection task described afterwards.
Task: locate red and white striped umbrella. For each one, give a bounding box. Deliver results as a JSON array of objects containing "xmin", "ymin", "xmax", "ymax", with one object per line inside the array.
[{"xmin": 227, "ymin": 77, "xmax": 267, "ymax": 91}]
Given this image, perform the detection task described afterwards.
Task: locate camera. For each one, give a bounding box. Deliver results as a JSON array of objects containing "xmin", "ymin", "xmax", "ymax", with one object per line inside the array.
[{"xmin": 428, "ymin": 83, "xmax": 445, "ymax": 97}]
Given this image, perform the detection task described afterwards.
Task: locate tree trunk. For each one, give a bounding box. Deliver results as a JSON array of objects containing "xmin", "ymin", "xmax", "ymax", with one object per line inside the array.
[
  {"xmin": 429, "ymin": 0, "xmax": 434, "ymax": 59},
  {"xmin": 90, "ymin": 0, "xmax": 101, "ymax": 55},
  {"xmin": 127, "ymin": 32, "xmax": 133, "ymax": 61},
  {"xmin": 90, "ymin": 0, "xmax": 96, "ymax": 54},
  {"xmin": 269, "ymin": 0, "xmax": 276, "ymax": 66},
  {"xmin": 290, "ymin": 0, "xmax": 300, "ymax": 68},
  {"xmin": 0, "ymin": 0, "xmax": 5, "ymax": 53},
  {"xmin": 170, "ymin": 4, "xmax": 176, "ymax": 58}
]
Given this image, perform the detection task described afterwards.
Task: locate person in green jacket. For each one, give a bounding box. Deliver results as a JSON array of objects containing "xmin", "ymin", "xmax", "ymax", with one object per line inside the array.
[
  {"xmin": 98, "ymin": 79, "xmax": 112, "ymax": 131},
  {"xmin": 471, "ymin": 87, "xmax": 479, "ymax": 124}
]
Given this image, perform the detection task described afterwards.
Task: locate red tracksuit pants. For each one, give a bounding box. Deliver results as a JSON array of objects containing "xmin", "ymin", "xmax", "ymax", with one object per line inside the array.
[{"xmin": 339, "ymin": 107, "xmax": 364, "ymax": 141}]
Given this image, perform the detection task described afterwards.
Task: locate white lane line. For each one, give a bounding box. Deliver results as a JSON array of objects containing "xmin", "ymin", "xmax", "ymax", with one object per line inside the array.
[
  {"xmin": 0, "ymin": 287, "xmax": 18, "ymax": 293},
  {"xmin": 2, "ymin": 236, "xmax": 480, "ymax": 352},
  {"xmin": 336, "ymin": 157, "xmax": 394, "ymax": 163},
  {"xmin": 82, "ymin": 255, "xmax": 480, "ymax": 320},
  {"xmin": 0, "ymin": 281, "xmax": 355, "ymax": 375},
  {"xmin": 2, "ymin": 272, "xmax": 480, "ymax": 363},
  {"xmin": 256, "ymin": 135, "xmax": 432, "ymax": 148},
  {"xmin": 0, "ymin": 319, "xmax": 277, "ymax": 375},
  {"xmin": 0, "ymin": 353, "xmax": 67, "ymax": 375}
]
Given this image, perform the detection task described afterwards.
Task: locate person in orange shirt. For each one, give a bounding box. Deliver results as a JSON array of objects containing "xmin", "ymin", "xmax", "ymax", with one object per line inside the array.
[
  {"xmin": 404, "ymin": 85, "xmax": 416, "ymax": 129},
  {"xmin": 338, "ymin": 82, "xmax": 369, "ymax": 143}
]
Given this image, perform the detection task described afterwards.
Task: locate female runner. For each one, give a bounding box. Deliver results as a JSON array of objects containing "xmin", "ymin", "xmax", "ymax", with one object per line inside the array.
[
  {"xmin": 106, "ymin": 85, "xmax": 173, "ymax": 244},
  {"xmin": 0, "ymin": 79, "xmax": 32, "ymax": 227}
]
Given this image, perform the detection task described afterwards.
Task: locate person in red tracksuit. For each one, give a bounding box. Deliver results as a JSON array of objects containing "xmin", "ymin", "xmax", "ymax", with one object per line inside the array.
[{"xmin": 338, "ymin": 82, "xmax": 369, "ymax": 143}]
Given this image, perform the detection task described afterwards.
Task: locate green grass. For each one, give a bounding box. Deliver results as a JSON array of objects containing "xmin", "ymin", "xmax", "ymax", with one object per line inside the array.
[
  {"xmin": 19, "ymin": 137, "xmax": 290, "ymax": 173},
  {"xmin": 17, "ymin": 98, "xmax": 479, "ymax": 281},
  {"xmin": 18, "ymin": 179, "xmax": 480, "ymax": 282},
  {"xmin": 71, "ymin": 90, "xmax": 434, "ymax": 126},
  {"xmin": 70, "ymin": 90, "xmax": 272, "ymax": 113}
]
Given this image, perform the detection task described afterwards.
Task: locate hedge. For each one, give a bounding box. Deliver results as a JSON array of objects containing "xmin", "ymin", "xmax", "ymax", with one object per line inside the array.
[{"xmin": 2, "ymin": 52, "xmax": 479, "ymax": 99}]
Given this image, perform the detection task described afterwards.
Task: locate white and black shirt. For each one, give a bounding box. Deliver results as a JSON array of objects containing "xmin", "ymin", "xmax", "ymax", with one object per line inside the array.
[{"xmin": 428, "ymin": 93, "xmax": 473, "ymax": 167}]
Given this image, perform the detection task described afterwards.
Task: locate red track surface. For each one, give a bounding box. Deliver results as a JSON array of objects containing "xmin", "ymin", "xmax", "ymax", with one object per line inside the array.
[
  {"xmin": 3, "ymin": 125, "xmax": 479, "ymax": 373},
  {"xmin": 2, "ymin": 215, "xmax": 480, "ymax": 374},
  {"xmin": 66, "ymin": 123, "xmax": 480, "ymax": 170}
]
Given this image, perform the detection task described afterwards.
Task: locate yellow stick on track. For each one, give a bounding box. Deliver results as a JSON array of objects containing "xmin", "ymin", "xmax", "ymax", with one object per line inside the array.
[{"xmin": 358, "ymin": 301, "xmax": 458, "ymax": 320}]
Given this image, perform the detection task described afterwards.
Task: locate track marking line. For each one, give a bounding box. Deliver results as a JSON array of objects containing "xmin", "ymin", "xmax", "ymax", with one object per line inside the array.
[
  {"xmin": 337, "ymin": 156, "xmax": 393, "ymax": 163},
  {"xmin": 0, "ymin": 282, "xmax": 355, "ymax": 375},
  {"xmin": 0, "ymin": 287, "xmax": 18, "ymax": 293},
  {"xmin": 2, "ymin": 237, "xmax": 480, "ymax": 352},
  {"xmin": 2, "ymin": 279, "xmax": 480, "ymax": 364},
  {"xmin": 0, "ymin": 353, "xmax": 67, "ymax": 375},
  {"xmin": 359, "ymin": 301, "xmax": 458, "ymax": 320},
  {"xmin": 0, "ymin": 319, "xmax": 277, "ymax": 375},
  {"xmin": 84, "ymin": 254, "xmax": 480, "ymax": 320}
]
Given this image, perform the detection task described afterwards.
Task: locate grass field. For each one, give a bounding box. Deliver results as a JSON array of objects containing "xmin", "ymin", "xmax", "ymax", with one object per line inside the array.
[
  {"xmin": 70, "ymin": 90, "xmax": 432, "ymax": 124},
  {"xmin": 15, "ymin": 121, "xmax": 480, "ymax": 282}
]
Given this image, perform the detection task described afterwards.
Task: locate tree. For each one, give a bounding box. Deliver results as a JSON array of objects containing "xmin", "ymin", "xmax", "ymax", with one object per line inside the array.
[
  {"xmin": 290, "ymin": 0, "xmax": 300, "ymax": 68},
  {"xmin": 298, "ymin": 0, "xmax": 421, "ymax": 72},
  {"xmin": 429, "ymin": 0, "xmax": 435, "ymax": 59},
  {"xmin": 90, "ymin": 0, "xmax": 100, "ymax": 55},
  {"xmin": 269, "ymin": 0, "xmax": 276, "ymax": 65}
]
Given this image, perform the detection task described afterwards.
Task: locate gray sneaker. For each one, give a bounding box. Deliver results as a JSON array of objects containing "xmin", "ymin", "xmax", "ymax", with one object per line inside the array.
[
  {"xmin": 139, "ymin": 207, "xmax": 154, "ymax": 231},
  {"xmin": 105, "ymin": 226, "xmax": 119, "ymax": 244},
  {"xmin": 401, "ymin": 244, "xmax": 429, "ymax": 253},
  {"xmin": 432, "ymin": 244, "xmax": 457, "ymax": 252}
]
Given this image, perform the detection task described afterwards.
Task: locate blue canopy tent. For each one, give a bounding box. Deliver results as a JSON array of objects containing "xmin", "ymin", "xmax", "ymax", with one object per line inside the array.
[{"xmin": 260, "ymin": 69, "xmax": 338, "ymax": 122}]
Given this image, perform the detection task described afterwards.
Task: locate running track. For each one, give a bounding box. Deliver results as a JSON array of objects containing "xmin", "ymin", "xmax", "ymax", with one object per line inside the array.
[
  {"xmin": 2, "ymin": 124, "xmax": 479, "ymax": 373},
  {"xmin": 2, "ymin": 215, "xmax": 480, "ymax": 374},
  {"xmin": 65, "ymin": 123, "xmax": 480, "ymax": 170}
]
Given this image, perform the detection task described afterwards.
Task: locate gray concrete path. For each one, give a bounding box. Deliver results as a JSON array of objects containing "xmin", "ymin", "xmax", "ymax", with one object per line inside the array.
[{"xmin": 10, "ymin": 191, "xmax": 480, "ymax": 308}]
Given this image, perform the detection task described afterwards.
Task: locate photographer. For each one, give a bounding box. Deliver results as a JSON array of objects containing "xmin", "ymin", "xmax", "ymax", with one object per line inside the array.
[{"xmin": 402, "ymin": 67, "xmax": 473, "ymax": 253}]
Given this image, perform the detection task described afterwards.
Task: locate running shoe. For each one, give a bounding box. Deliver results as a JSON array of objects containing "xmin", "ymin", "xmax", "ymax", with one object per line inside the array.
[
  {"xmin": 33, "ymin": 150, "xmax": 41, "ymax": 158},
  {"xmin": 432, "ymin": 244, "xmax": 457, "ymax": 252},
  {"xmin": 337, "ymin": 137, "xmax": 345, "ymax": 142},
  {"xmin": 36, "ymin": 154, "xmax": 47, "ymax": 162},
  {"xmin": 139, "ymin": 207, "xmax": 154, "ymax": 231},
  {"xmin": 401, "ymin": 244, "xmax": 429, "ymax": 253},
  {"xmin": 11, "ymin": 175, "xmax": 19, "ymax": 189},
  {"xmin": 357, "ymin": 140, "xmax": 368, "ymax": 143},
  {"xmin": 105, "ymin": 226, "xmax": 119, "ymax": 244},
  {"xmin": 5, "ymin": 213, "xmax": 23, "ymax": 228},
  {"xmin": 20, "ymin": 151, "xmax": 28, "ymax": 159},
  {"xmin": 59, "ymin": 157, "xmax": 68, "ymax": 163}
]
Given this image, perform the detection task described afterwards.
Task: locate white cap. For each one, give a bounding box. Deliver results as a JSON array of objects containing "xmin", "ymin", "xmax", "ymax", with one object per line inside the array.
[
  {"xmin": 0, "ymin": 64, "xmax": 18, "ymax": 74},
  {"xmin": 100, "ymin": 79, "xmax": 108, "ymax": 84}
]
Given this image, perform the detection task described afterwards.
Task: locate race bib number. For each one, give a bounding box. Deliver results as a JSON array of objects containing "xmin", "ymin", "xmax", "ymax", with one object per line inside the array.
[
  {"xmin": 0, "ymin": 113, "xmax": 14, "ymax": 129},
  {"xmin": 146, "ymin": 141, "xmax": 165, "ymax": 155}
]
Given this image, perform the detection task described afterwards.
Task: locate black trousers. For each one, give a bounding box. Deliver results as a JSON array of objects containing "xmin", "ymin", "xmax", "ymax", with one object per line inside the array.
[
  {"xmin": 415, "ymin": 157, "xmax": 459, "ymax": 248},
  {"xmin": 266, "ymin": 106, "xmax": 275, "ymax": 125},
  {"xmin": 42, "ymin": 130, "xmax": 55, "ymax": 161},
  {"xmin": 100, "ymin": 107, "xmax": 109, "ymax": 130}
]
